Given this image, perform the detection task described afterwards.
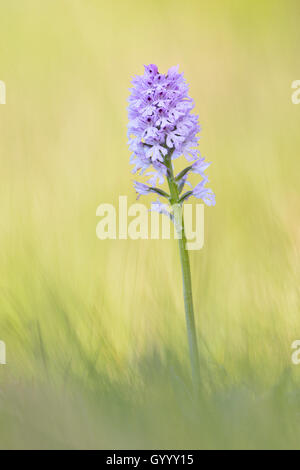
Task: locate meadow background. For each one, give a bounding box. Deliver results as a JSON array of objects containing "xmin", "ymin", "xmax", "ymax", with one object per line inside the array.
[{"xmin": 0, "ymin": 0, "xmax": 300, "ymax": 449}]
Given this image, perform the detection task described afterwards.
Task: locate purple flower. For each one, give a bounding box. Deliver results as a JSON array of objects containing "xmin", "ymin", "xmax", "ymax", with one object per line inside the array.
[
  {"xmin": 134, "ymin": 181, "xmax": 151, "ymax": 199},
  {"xmin": 192, "ymin": 181, "xmax": 216, "ymax": 206},
  {"xmin": 128, "ymin": 64, "xmax": 215, "ymax": 207},
  {"xmin": 191, "ymin": 158, "xmax": 211, "ymax": 179},
  {"xmin": 128, "ymin": 64, "xmax": 199, "ymax": 172},
  {"xmin": 145, "ymin": 144, "xmax": 167, "ymax": 162},
  {"xmin": 146, "ymin": 170, "xmax": 165, "ymax": 186},
  {"xmin": 150, "ymin": 199, "xmax": 171, "ymax": 218}
]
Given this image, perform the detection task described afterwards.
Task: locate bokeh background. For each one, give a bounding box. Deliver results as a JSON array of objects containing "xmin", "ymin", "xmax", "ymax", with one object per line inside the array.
[{"xmin": 0, "ymin": 0, "xmax": 300, "ymax": 449}]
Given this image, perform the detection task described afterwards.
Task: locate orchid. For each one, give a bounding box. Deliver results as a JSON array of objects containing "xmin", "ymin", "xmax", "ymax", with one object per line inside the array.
[{"xmin": 128, "ymin": 64, "xmax": 215, "ymax": 390}]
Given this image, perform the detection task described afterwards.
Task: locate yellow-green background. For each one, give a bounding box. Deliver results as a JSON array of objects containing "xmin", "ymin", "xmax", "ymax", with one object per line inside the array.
[{"xmin": 0, "ymin": 0, "xmax": 300, "ymax": 449}]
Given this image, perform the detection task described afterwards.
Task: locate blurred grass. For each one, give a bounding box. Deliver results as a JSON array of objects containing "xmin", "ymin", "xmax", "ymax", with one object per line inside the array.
[{"xmin": 0, "ymin": 0, "xmax": 300, "ymax": 449}]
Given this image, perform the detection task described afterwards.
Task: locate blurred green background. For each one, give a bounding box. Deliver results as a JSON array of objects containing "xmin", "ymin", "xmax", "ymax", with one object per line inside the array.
[{"xmin": 0, "ymin": 0, "xmax": 300, "ymax": 449}]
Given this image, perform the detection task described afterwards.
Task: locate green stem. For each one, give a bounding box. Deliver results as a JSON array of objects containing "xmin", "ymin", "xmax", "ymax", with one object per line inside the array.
[
  {"xmin": 177, "ymin": 229, "xmax": 201, "ymax": 391},
  {"xmin": 165, "ymin": 154, "xmax": 201, "ymax": 391}
]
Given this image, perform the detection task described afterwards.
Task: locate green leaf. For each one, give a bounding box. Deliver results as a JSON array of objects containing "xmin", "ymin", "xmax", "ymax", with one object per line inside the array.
[
  {"xmin": 175, "ymin": 166, "xmax": 192, "ymax": 182},
  {"xmin": 149, "ymin": 187, "xmax": 170, "ymax": 199},
  {"xmin": 178, "ymin": 179, "xmax": 186, "ymax": 195},
  {"xmin": 179, "ymin": 190, "xmax": 193, "ymax": 203}
]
